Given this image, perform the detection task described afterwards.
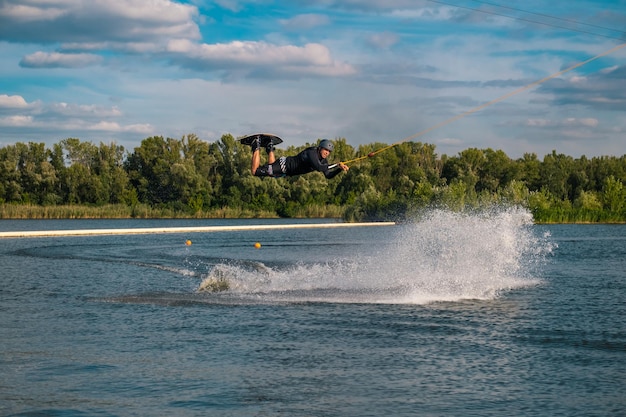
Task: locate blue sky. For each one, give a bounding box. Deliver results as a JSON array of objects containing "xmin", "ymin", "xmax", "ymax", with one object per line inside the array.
[{"xmin": 1, "ymin": 0, "xmax": 625, "ymax": 158}]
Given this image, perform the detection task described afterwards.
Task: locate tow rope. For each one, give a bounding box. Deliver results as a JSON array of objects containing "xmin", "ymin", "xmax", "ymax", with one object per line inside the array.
[{"xmin": 340, "ymin": 42, "xmax": 626, "ymax": 166}]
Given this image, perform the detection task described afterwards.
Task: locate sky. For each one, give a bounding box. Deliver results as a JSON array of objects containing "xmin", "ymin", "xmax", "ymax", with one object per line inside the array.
[{"xmin": 1, "ymin": 0, "xmax": 625, "ymax": 159}]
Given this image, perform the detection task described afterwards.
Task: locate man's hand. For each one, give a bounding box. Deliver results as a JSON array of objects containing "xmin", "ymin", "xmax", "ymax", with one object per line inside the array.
[{"xmin": 339, "ymin": 162, "xmax": 349, "ymax": 171}]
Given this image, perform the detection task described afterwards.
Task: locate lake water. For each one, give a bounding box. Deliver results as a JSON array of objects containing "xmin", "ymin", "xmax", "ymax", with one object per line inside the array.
[{"xmin": 1, "ymin": 208, "xmax": 624, "ymax": 416}]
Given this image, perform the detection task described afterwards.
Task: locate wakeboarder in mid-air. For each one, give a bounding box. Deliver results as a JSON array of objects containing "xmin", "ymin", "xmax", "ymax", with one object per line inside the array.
[{"xmin": 239, "ymin": 133, "xmax": 349, "ymax": 179}]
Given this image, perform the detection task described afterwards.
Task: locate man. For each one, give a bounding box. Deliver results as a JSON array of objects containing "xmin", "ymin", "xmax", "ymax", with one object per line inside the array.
[{"xmin": 241, "ymin": 133, "xmax": 349, "ymax": 178}]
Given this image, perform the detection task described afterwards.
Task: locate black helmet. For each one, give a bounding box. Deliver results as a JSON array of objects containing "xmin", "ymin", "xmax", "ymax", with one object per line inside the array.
[{"xmin": 319, "ymin": 139, "xmax": 334, "ymax": 152}]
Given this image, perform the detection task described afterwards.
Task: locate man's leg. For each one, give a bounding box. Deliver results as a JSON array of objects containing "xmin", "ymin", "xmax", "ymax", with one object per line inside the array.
[
  {"xmin": 251, "ymin": 148, "xmax": 261, "ymax": 175},
  {"xmin": 250, "ymin": 137, "xmax": 277, "ymax": 176},
  {"xmin": 266, "ymin": 142, "xmax": 275, "ymax": 164},
  {"xmin": 250, "ymin": 136, "xmax": 261, "ymax": 175}
]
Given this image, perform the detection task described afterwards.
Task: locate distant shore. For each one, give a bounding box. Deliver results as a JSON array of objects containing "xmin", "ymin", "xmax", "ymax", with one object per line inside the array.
[
  {"xmin": 1, "ymin": 203, "xmax": 624, "ymax": 224},
  {"xmin": 0, "ymin": 203, "xmax": 341, "ymax": 220}
]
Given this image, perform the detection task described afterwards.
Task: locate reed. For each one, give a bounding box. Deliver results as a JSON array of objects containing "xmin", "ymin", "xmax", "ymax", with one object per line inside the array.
[
  {"xmin": 0, "ymin": 204, "xmax": 131, "ymax": 219},
  {"xmin": 532, "ymin": 207, "xmax": 625, "ymax": 224},
  {"xmin": 283, "ymin": 204, "xmax": 344, "ymax": 218},
  {"xmin": 0, "ymin": 204, "xmax": 342, "ymax": 220}
]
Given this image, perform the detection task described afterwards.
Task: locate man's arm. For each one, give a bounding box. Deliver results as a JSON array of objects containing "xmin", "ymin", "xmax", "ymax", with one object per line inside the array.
[
  {"xmin": 323, "ymin": 162, "xmax": 349, "ymax": 179},
  {"xmin": 300, "ymin": 147, "xmax": 349, "ymax": 178}
]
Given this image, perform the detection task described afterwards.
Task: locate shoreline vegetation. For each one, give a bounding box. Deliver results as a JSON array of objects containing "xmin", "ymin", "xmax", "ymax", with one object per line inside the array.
[
  {"xmin": 0, "ymin": 203, "xmax": 624, "ymax": 224},
  {"xmin": 1, "ymin": 134, "xmax": 624, "ymax": 223},
  {"xmin": 0, "ymin": 203, "xmax": 342, "ymax": 220}
]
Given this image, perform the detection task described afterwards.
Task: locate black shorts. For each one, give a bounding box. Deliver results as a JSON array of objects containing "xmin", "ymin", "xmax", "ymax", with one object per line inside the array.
[{"xmin": 254, "ymin": 158, "xmax": 287, "ymax": 177}]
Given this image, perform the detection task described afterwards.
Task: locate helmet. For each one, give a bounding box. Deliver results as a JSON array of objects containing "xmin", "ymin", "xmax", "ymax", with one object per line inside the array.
[{"xmin": 318, "ymin": 139, "xmax": 334, "ymax": 152}]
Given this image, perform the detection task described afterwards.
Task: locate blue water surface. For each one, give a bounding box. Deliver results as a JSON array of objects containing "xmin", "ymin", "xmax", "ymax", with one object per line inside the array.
[{"xmin": 1, "ymin": 213, "xmax": 624, "ymax": 416}]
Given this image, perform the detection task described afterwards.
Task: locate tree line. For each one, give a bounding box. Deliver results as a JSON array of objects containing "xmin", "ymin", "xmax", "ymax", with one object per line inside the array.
[{"xmin": 1, "ymin": 134, "xmax": 625, "ymax": 222}]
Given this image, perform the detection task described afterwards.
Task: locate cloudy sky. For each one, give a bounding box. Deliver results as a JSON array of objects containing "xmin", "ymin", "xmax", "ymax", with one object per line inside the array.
[{"xmin": 1, "ymin": 0, "xmax": 625, "ymax": 158}]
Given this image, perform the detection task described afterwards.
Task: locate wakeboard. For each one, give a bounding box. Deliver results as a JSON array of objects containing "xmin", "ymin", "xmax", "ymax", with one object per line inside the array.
[{"xmin": 239, "ymin": 133, "xmax": 283, "ymax": 148}]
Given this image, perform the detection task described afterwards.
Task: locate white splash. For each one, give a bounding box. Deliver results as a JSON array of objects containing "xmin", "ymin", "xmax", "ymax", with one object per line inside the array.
[
  {"xmin": 198, "ymin": 206, "xmax": 555, "ymax": 304},
  {"xmin": 368, "ymin": 206, "xmax": 553, "ymax": 303}
]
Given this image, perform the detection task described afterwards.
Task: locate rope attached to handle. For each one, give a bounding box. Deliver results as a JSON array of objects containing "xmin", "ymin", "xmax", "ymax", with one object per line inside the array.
[{"xmin": 339, "ymin": 42, "xmax": 626, "ymax": 166}]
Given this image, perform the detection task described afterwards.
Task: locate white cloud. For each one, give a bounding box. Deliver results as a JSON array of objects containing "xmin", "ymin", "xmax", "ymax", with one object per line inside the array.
[
  {"xmin": 527, "ymin": 117, "xmax": 599, "ymax": 129},
  {"xmin": 526, "ymin": 119, "xmax": 551, "ymax": 127},
  {"xmin": 389, "ymin": 6, "xmax": 457, "ymax": 20},
  {"xmin": 123, "ymin": 123, "xmax": 154, "ymax": 134},
  {"xmin": 60, "ymin": 41, "xmax": 164, "ymax": 54},
  {"xmin": 20, "ymin": 51, "xmax": 103, "ymax": 68},
  {"xmin": 0, "ymin": 115, "xmax": 34, "ymax": 127},
  {"xmin": 0, "ymin": 114, "xmax": 153, "ymax": 136},
  {"xmin": 212, "ymin": 0, "xmax": 243, "ymax": 13},
  {"xmin": 589, "ymin": 97, "xmax": 623, "ymax": 104},
  {"xmin": 0, "ymin": 2, "xmax": 68, "ymax": 21},
  {"xmin": 0, "ymin": 0, "xmax": 200, "ymax": 43},
  {"xmin": 0, "ymin": 94, "xmax": 29, "ymax": 108},
  {"xmin": 564, "ymin": 117, "xmax": 599, "ymax": 128},
  {"xmin": 600, "ymin": 65, "xmax": 619, "ymax": 74},
  {"xmin": 0, "ymin": 93, "xmax": 153, "ymax": 139},
  {"xmin": 366, "ymin": 31, "xmax": 399, "ymax": 49},
  {"xmin": 1, "ymin": 0, "xmax": 624, "ymax": 158},
  {"xmin": 280, "ymin": 13, "xmax": 331, "ymax": 31},
  {"xmin": 50, "ymin": 103, "xmax": 123, "ymax": 118},
  {"xmin": 88, "ymin": 121, "xmax": 153, "ymax": 133},
  {"xmin": 169, "ymin": 40, "xmax": 326, "ymax": 65},
  {"xmin": 438, "ymin": 137, "xmax": 463, "ymax": 146},
  {"xmin": 3, "ymin": 1, "xmax": 355, "ymax": 79},
  {"xmin": 166, "ymin": 39, "xmax": 356, "ymax": 77}
]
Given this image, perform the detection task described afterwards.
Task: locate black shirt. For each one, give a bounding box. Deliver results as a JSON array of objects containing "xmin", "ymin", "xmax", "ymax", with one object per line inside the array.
[{"xmin": 283, "ymin": 146, "xmax": 342, "ymax": 179}]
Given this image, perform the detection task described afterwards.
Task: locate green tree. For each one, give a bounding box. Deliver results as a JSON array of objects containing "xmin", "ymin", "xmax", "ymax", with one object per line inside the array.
[
  {"xmin": 180, "ymin": 134, "xmax": 214, "ymax": 211},
  {"xmin": 0, "ymin": 144, "xmax": 23, "ymax": 203},
  {"xmin": 499, "ymin": 179, "xmax": 530, "ymax": 205},
  {"xmin": 540, "ymin": 151, "xmax": 575, "ymax": 201},
  {"xmin": 442, "ymin": 148, "xmax": 484, "ymax": 193},
  {"xmin": 126, "ymin": 136, "xmax": 184, "ymax": 205},
  {"xmin": 518, "ymin": 153, "xmax": 542, "ymax": 192},
  {"xmin": 1, "ymin": 134, "xmax": 625, "ymax": 222},
  {"xmin": 214, "ymin": 134, "xmax": 251, "ymax": 208},
  {"xmin": 335, "ymin": 168, "xmax": 375, "ymax": 205},
  {"xmin": 60, "ymin": 138, "xmax": 109, "ymax": 204},
  {"xmin": 93, "ymin": 142, "xmax": 129, "ymax": 204},
  {"xmin": 330, "ymin": 137, "xmax": 355, "ymax": 165},
  {"xmin": 602, "ymin": 175, "xmax": 625, "ymax": 213},
  {"xmin": 478, "ymin": 148, "xmax": 519, "ymax": 193}
]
